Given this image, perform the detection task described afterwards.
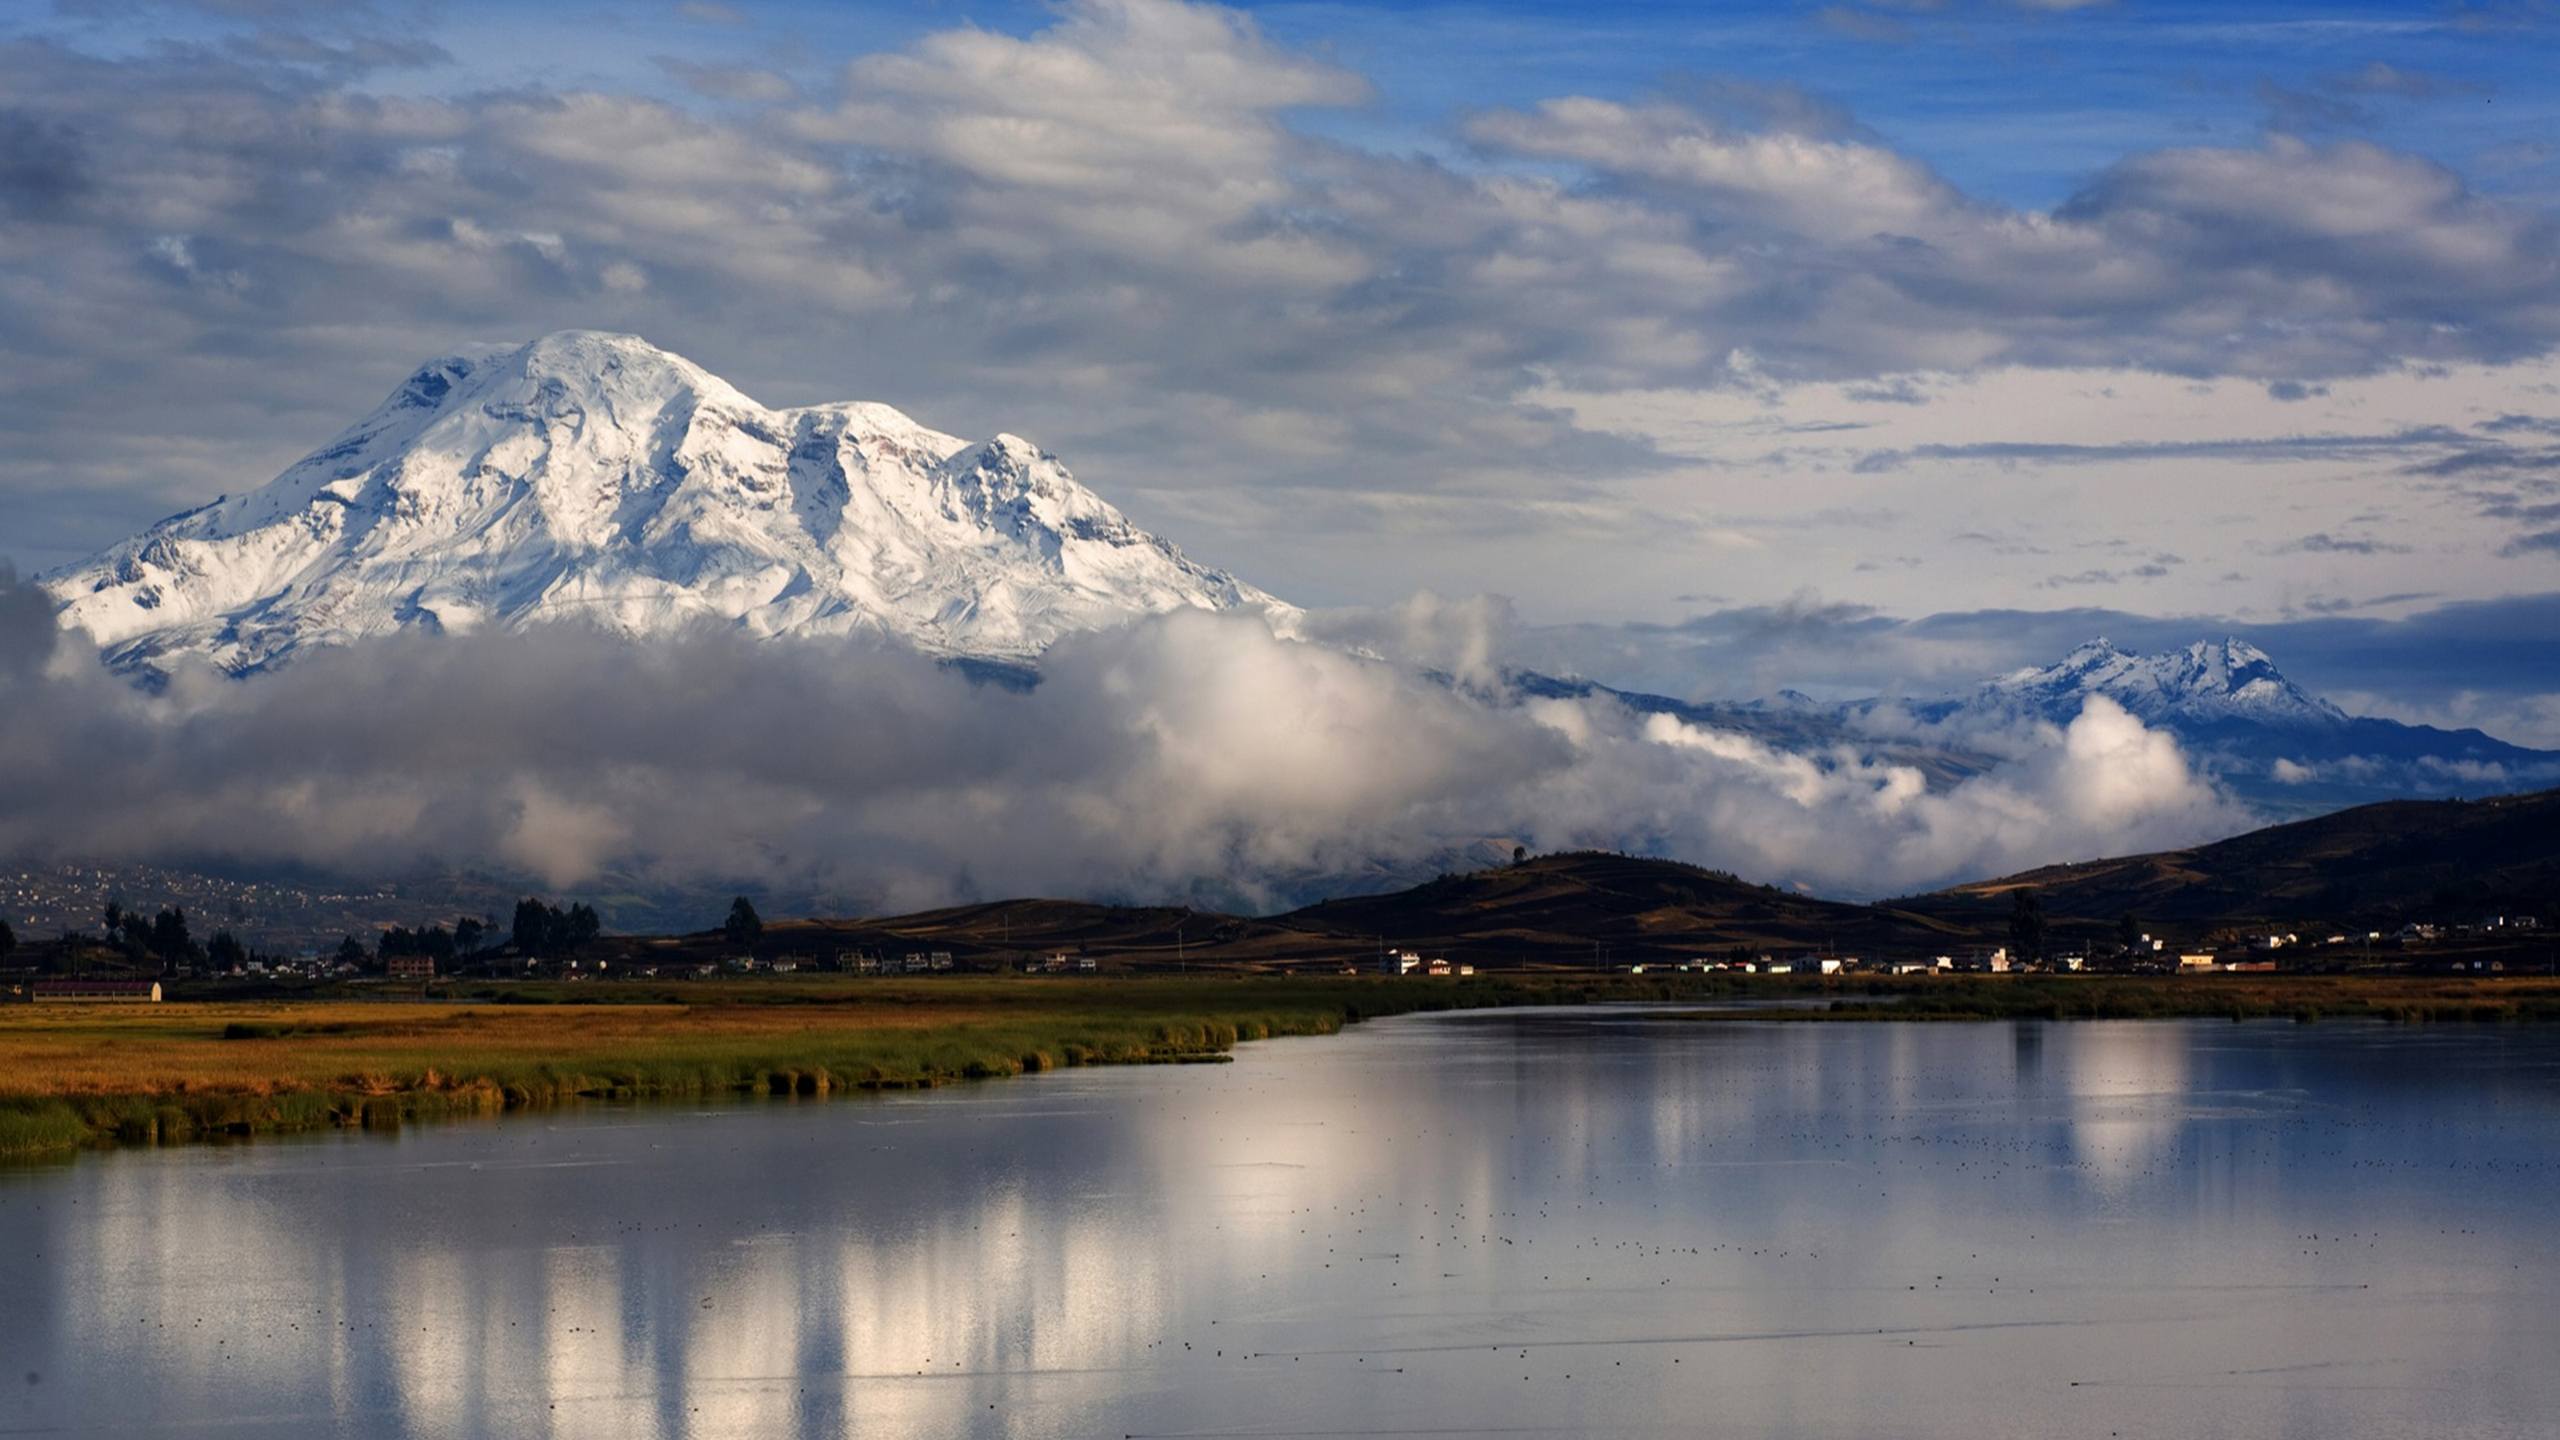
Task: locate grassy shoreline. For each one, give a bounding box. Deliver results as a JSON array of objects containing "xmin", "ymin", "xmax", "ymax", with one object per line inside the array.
[
  {"xmin": 0, "ymin": 976, "xmax": 1658, "ymax": 1159},
  {"xmin": 14, "ymin": 973, "xmax": 2560, "ymax": 1159}
]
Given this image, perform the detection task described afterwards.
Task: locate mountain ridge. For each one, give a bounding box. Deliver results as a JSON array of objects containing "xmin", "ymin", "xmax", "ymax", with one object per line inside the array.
[
  {"xmin": 1968, "ymin": 636, "xmax": 2348, "ymax": 729},
  {"xmin": 1524, "ymin": 636, "xmax": 2559, "ymax": 816}
]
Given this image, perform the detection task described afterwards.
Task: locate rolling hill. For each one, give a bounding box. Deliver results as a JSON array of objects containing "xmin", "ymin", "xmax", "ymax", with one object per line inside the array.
[
  {"xmin": 1915, "ymin": 786, "xmax": 2560, "ymax": 929},
  {"xmin": 588, "ymin": 851, "xmax": 1986, "ymax": 972}
]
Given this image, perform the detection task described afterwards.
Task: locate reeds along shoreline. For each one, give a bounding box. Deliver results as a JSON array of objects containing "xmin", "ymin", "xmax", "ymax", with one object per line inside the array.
[{"xmin": 0, "ymin": 976, "xmax": 1655, "ymax": 1159}]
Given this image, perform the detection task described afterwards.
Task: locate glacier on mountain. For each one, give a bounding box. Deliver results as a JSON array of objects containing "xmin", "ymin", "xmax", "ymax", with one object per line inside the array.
[
  {"xmin": 1970, "ymin": 637, "xmax": 2349, "ymax": 729},
  {"xmin": 45, "ymin": 332, "xmax": 1289, "ymax": 675}
]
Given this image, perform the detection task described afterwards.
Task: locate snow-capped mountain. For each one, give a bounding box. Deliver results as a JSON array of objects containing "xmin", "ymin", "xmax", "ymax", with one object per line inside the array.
[
  {"xmin": 47, "ymin": 332, "xmax": 1288, "ymax": 675},
  {"xmin": 1888, "ymin": 637, "xmax": 2553, "ymax": 813},
  {"xmin": 1531, "ymin": 635, "xmax": 2559, "ymax": 819},
  {"xmin": 1970, "ymin": 637, "xmax": 2348, "ymax": 730}
]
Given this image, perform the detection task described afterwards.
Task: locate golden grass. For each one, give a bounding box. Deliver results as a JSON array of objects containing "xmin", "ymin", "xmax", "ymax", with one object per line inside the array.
[
  {"xmin": 0, "ymin": 975, "xmax": 1637, "ymax": 1155},
  {"xmin": 0, "ymin": 999, "xmax": 1012, "ymax": 1099}
]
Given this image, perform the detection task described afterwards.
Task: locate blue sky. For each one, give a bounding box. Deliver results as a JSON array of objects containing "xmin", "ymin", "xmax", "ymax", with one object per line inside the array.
[
  {"xmin": 5, "ymin": 0, "xmax": 2560, "ymax": 737},
  {"xmin": 28, "ymin": 1, "xmax": 2553, "ymax": 207}
]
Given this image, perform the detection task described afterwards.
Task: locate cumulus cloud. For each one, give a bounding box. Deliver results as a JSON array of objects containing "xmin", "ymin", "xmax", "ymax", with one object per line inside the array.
[
  {"xmin": 0, "ymin": 570, "xmax": 2252, "ymax": 907},
  {"xmin": 0, "ymin": 564, "xmax": 58, "ymax": 679},
  {"xmin": 4, "ymin": 0, "xmax": 2559, "ymax": 586}
]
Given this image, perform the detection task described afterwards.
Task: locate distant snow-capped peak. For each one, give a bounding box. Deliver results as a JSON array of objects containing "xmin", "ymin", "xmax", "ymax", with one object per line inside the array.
[
  {"xmin": 47, "ymin": 331, "xmax": 1291, "ymax": 674},
  {"xmin": 1980, "ymin": 636, "xmax": 2347, "ymax": 728}
]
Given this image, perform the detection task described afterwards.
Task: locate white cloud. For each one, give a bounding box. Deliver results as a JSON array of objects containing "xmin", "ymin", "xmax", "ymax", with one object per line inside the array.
[
  {"xmin": 0, "ymin": 571, "xmax": 2254, "ymax": 906},
  {"xmin": 3, "ymin": 0, "xmax": 2558, "ymax": 633}
]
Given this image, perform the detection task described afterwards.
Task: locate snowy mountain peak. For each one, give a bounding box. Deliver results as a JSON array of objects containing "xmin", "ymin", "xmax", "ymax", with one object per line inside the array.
[
  {"xmin": 1982, "ymin": 636, "xmax": 2346, "ymax": 729},
  {"xmin": 47, "ymin": 333, "xmax": 1290, "ymax": 674}
]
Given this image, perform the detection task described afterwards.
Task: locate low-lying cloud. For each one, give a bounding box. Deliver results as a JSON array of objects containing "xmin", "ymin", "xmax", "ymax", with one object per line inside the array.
[{"xmin": 0, "ymin": 573, "xmax": 2251, "ymax": 910}]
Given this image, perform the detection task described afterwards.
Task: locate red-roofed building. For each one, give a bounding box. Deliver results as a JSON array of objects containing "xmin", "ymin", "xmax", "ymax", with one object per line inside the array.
[{"xmin": 31, "ymin": 978, "xmax": 162, "ymax": 1003}]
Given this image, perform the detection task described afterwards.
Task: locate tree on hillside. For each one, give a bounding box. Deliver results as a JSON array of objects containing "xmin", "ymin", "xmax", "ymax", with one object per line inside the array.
[
  {"xmin": 0, "ymin": 917, "xmax": 15, "ymax": 960},
  {"xmin": 206, "ymin": 931, "xmax": 247, "ymax": 971},
  {"xmin": 454, "ymin": 917, "xmax": 486, "ymax": 957},
  {"xmin": 333, "ymin": 935, "xmax": 368, "ymax": 969},
  {"xmin": 1512, "ymin": 845, "xmax": 1527, "ymax": 865},
  {"xmin": 724, "ymin": 896, "xmax": 763, "ymax": 949},
  {"xmin": 2115, "ymin": 911, "xmax": 2142, "ymax": 954},
  {"xmin": 102, "ymin": 900, "xmax": 123, "ymax": 937},
  {"xmin": 2008, "ymin": 890, "xmax": 2048, "ymax": 967}
]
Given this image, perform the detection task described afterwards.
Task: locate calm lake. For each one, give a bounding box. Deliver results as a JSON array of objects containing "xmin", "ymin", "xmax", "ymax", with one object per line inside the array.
[{"xmin": 6, "ymin": 1007, "xmax": 2559, "ymax": 1439}]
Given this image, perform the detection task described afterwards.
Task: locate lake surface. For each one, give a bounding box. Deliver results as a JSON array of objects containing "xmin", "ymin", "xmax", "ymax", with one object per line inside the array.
[{"xmin": 7, "ymin": 1008, "xmax": 2560, "ymax": 1439}]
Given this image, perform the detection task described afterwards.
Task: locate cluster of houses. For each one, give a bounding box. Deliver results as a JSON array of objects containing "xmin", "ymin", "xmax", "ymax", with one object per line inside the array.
[
  {"xmin": 1630, "ymin": 949, "xmax": 2052, "ymax": 977},
  {"xmin": 834, "ymin": 949, "xmax": 958, "ymax": 975},
  {"xmin": 1364, "ymin": 950, "xmax": 1476, "ymax": 977}
]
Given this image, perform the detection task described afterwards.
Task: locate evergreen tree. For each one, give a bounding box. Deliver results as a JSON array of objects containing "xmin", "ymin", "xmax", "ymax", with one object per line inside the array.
[
  {"xmin": 510, "ymin": 898, "xmax": 600, "ymax": 957},
  {"xmin": 512, "ymin": 897, "xmax": 553, "ymax": 955},
  {"xmin": 723, "ymin": 896, "xmax": 763, "ymax": 949},
  {"xmin": 147, "ymin": 907, "xmax": 195, "ymax": 965},
  {"xmin": 206, "ymin": 931, "xmax": 247, "ymax": 971},
  {"xmin": 333, "ymin": 935, "xmax": 368, "ymax": 969},
  {"xmin": 2115, "ymin": 911, "xmax": 2142, "ymax": 954},
  {"xmin": 2007, "ymin": 890, "xmax": 2049, "ymax": 967},
  {"xmin": 454, "ymin": 917, "xmax": 486, "ymax": 956}
]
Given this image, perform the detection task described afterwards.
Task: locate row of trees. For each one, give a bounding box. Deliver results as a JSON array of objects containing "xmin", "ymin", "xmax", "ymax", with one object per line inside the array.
[
  {"xmin": 102, "ymin": 901, "xmax": 205, "ymax": 967},
  {"xmin": 80, "ymin": 900, "xmax": 268, "ymax": 973},
  {"xmin": 512, "ymin": 897, "xmax": 602, "ymax": 957},
  {"xmin": 376, "ymin": 917, "xmax": 491, "ymax": 964},
  {"xmin": 73, "ymin": 895, "xmax": 623, "ymax": 975}
]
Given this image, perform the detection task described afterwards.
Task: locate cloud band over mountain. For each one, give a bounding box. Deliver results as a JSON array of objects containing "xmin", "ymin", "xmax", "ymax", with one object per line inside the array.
[{"xmin": 0, "ymin": 567, "xmax": 2247, "ymax": 909}]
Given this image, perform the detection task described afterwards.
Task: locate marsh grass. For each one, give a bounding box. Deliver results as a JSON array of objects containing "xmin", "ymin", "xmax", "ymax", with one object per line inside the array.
[{"xmin": 0, "ymin": 976, "xmax": 1643, "ymax": 1157}]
